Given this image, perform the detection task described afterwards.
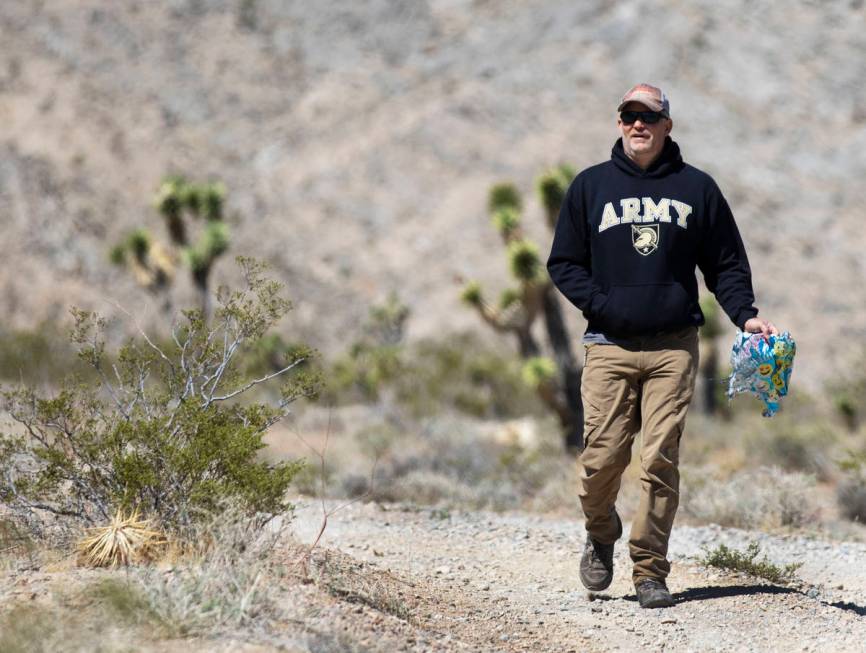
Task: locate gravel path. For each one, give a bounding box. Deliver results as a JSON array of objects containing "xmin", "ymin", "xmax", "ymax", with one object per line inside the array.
[{"xmin": 292, "ymin": 501, "xmax": 866, "ymax": 652}]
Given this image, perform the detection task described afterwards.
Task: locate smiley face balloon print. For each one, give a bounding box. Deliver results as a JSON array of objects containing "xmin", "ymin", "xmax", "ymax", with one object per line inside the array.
[{"xmin": 726, "ymin": 331, "xmax": 796, "ymax": 417}]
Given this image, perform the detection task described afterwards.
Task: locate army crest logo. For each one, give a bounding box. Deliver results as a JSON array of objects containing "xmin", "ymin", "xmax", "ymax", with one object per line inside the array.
[{"xmin": 632, "ymin": 224, "xmax": 659, "ymax": 256}]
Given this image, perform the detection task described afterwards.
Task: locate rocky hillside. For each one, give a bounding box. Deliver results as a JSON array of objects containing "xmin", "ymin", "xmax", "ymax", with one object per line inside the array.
[{"xmin": 2, "ymin": 0, "xmax": 865, "ymax": 388}]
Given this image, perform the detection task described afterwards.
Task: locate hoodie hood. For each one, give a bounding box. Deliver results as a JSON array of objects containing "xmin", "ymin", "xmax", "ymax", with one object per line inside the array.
[{"xmin": 611, "ymin": 136, "xmax": 684, "ymax": 178}]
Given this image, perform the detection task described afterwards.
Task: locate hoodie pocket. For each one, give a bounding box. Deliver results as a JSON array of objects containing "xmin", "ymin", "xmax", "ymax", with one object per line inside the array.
[{"xmin": 595, "ymin": 283, "xmax": 695, "ymax": 335}]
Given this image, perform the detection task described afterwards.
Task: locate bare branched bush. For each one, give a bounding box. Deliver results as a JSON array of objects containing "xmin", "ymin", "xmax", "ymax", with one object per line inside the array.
[
  {"xmin": 0, "ymin": 257, "xmax": 320, "ymax": 537},
  {"xmin": 681, "ymin": 466, "xmax": 820, "ymax": 529}
]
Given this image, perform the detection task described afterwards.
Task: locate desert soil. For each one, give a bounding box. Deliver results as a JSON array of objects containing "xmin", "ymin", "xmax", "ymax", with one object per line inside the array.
[
  {"xmin": 289, "ymin": 500, "xmax": 866, "ymax": 653},
  {"xmin": 3, "ymin": 500, "xmax": 865, "ymax": 652}
]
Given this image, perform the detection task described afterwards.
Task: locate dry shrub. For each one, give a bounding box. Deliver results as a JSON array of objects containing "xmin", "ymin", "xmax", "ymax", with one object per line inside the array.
[
  {"xmin": 681, "ymin": 465, "xmax": 819, "ymax": 529},
  {"xmin": 747, "ymin": 422, "xmax": 836, "ymax": 478},
  {"xmin": 357, "ymin": 414, "xmax": 570, "ymax": 511},
  {"xmin": 126, "ymin": 503, "xmax": 290, "ymax": 636},
  {"xmin": 837, "ymin": 474, "xmax": 866, "ymax": 523},
  {"xmin": 76, "ymin": 510, "xmax": 163, "ymax": 567}
]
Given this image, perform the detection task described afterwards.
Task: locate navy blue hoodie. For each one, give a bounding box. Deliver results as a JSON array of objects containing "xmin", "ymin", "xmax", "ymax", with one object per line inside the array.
[{"xmin": 547, "ymin": 137, "xmax": 758, "ymax": 337}]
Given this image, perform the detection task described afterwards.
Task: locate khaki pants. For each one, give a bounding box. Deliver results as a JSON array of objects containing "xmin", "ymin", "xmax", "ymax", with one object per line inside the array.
[{"xmin": 579, "ymin": 327, "xmax": 699, "ymax": 582}]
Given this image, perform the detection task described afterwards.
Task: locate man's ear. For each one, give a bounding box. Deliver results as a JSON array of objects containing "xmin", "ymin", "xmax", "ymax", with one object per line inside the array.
[{"xmin": 665, "ymin": 118, "xmax": 673, "ymax": 136}]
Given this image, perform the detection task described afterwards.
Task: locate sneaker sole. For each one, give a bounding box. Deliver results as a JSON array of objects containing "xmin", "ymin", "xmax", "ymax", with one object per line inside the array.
[
  {"xmin": 579, "ymin": 573, "xmax": 613, "ymax": 592},
  {"xmin": 638, "ymin": 596, "xmax": 675, "ymax": 609}
]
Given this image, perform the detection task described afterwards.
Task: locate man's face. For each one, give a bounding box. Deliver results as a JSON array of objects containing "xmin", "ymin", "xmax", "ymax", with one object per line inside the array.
[{"xmin": 617, "ymin": 101, "xmax": 672, "ymax": 162}]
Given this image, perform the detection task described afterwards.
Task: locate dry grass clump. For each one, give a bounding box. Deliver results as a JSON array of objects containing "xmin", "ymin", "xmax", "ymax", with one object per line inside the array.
[
  {"xmin": 745, "ymin": 422, "xmax": 836, "ymax": 480},
  {"xmin": 681, "ymin": 465, "xmax": 820, "ymax": 530},
  {"xmin": 129, "ymin": 505, "xmax": 289, "ymax": 636},
  {"xmin": 0, "ymin": 606, "xmax": 64, "ymax": 653},
  {"xmin": 347, "ymin": 413, "xmax": 573, "ymax": 512},
  {"xmin": 0, "ymin": 517, "xmax": 36, "ymax": 566},
  {"xmin": 837, "ymin": 474, "xmax": 866, "ymax": 523},
  {"xmin": 306, "ymin": 547, "xmax": 412, "ymax": 621},
  {"xmin": 76, "ymin": 510, "xmax": 163, "ymax": 568},
  {"xmin": 0, "ymin": 602, "xmax": 148, "ymax": 653}
]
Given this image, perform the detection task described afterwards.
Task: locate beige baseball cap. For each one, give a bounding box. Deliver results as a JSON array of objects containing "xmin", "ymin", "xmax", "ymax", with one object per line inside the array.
[{"xmin": 617, "ymin": 83, "xmax": 670, "ymax": 117}]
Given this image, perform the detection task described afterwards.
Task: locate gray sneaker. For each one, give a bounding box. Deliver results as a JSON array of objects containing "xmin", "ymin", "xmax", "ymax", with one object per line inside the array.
[
  {"xmin": 580, "ymin": 535, "xmax": 615, "ymax": 591},
  {"xmin": 635, "ymin": 578, "xmax": 675, "ymax": 608}
]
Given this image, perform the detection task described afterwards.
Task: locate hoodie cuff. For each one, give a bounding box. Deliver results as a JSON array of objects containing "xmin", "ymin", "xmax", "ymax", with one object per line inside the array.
[{"xmin": 735, "ymin": 307, "xmax": 759, "ymax": 331}]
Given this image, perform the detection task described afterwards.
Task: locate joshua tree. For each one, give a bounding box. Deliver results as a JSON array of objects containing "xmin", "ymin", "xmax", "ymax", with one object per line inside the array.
[
  {"xmin": 111, "ymin": 177, "xmax": 230, "ymax": 320},
  {"xmin": 461, "ymin": 165, "xmax": 584, "ymax": 452}
]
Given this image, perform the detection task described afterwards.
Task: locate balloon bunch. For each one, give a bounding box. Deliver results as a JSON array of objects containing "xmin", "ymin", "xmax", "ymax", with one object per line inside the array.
[{"xmin": 726, "ymin": 331, "xmax": 796, "ymax": 417}]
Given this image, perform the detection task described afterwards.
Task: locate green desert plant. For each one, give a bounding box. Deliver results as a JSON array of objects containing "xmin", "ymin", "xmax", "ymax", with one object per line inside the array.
[
  {"xmin": 536, "ymin": 164, "xmax": 575, "ymax": 229},
  {"xmin": 326, "ymin": 294, "xmax": 410, "ymax": 404},
  {"xmin": 0, "ymin": 258, "xmax": 319, "ymax": 536},
  {"xmin": 698, "ymin": 294, "xmax": 727, "ymax": 417},
  {"xmin": 834, "ymin": 394, "xmax": 858, "ymax": 432},
  {"xmin": 461, "ymin": 166, "xmax": 584, "ymax": 451},
  {"xmin": 110, "ymin": 227, "xmax": 175, "ymax": 299},
  {"xmin": 700, "ymin": 541, "xmax": 802, "ymax": 584},
  {"xmin": 837, "ymin": 449, "xmax": 866, "ymax": 522},
  {"xmin": 326, "ymin": 310, "xmax": 543, "ymax": 420},
  {"xmin": 837, "ymin": 473, "xmax": 866, "ymax": 523},
  {"xmin": 0, "ymin": 323, "xmax": 88, "ymax": 384},
  {"xmin": 491, "ymin": 206, "xmax": 522, "ymax": 240},
  {"xmin": 826, "ymin": 352, "xmax": 866, "ymax": 431},
  {"xmin": 487, "ymin": 182, "xmax": 522, "ymax": 214}
]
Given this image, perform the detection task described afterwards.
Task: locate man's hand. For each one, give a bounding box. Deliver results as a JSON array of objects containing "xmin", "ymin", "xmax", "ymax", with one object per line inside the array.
[{"xmin": 743, "ymin": 317, "xmax": 779, "ymax": 341}]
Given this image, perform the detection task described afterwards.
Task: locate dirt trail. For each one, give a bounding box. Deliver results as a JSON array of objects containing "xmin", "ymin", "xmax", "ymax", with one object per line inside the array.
[{"xmin": 292, "ymin": 501, "xmax": 866, "ymax": 652}]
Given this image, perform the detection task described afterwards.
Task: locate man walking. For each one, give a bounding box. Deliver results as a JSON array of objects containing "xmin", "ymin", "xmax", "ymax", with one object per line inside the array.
[{"xmin": 547, "ymin": 84, "xmax": 777, "ymax": 608}]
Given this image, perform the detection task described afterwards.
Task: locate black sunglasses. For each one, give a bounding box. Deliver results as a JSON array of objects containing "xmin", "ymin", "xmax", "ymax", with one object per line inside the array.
[{"xmin": 620, "ymin": 110, "xmax": 665, "ymax": 125}]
